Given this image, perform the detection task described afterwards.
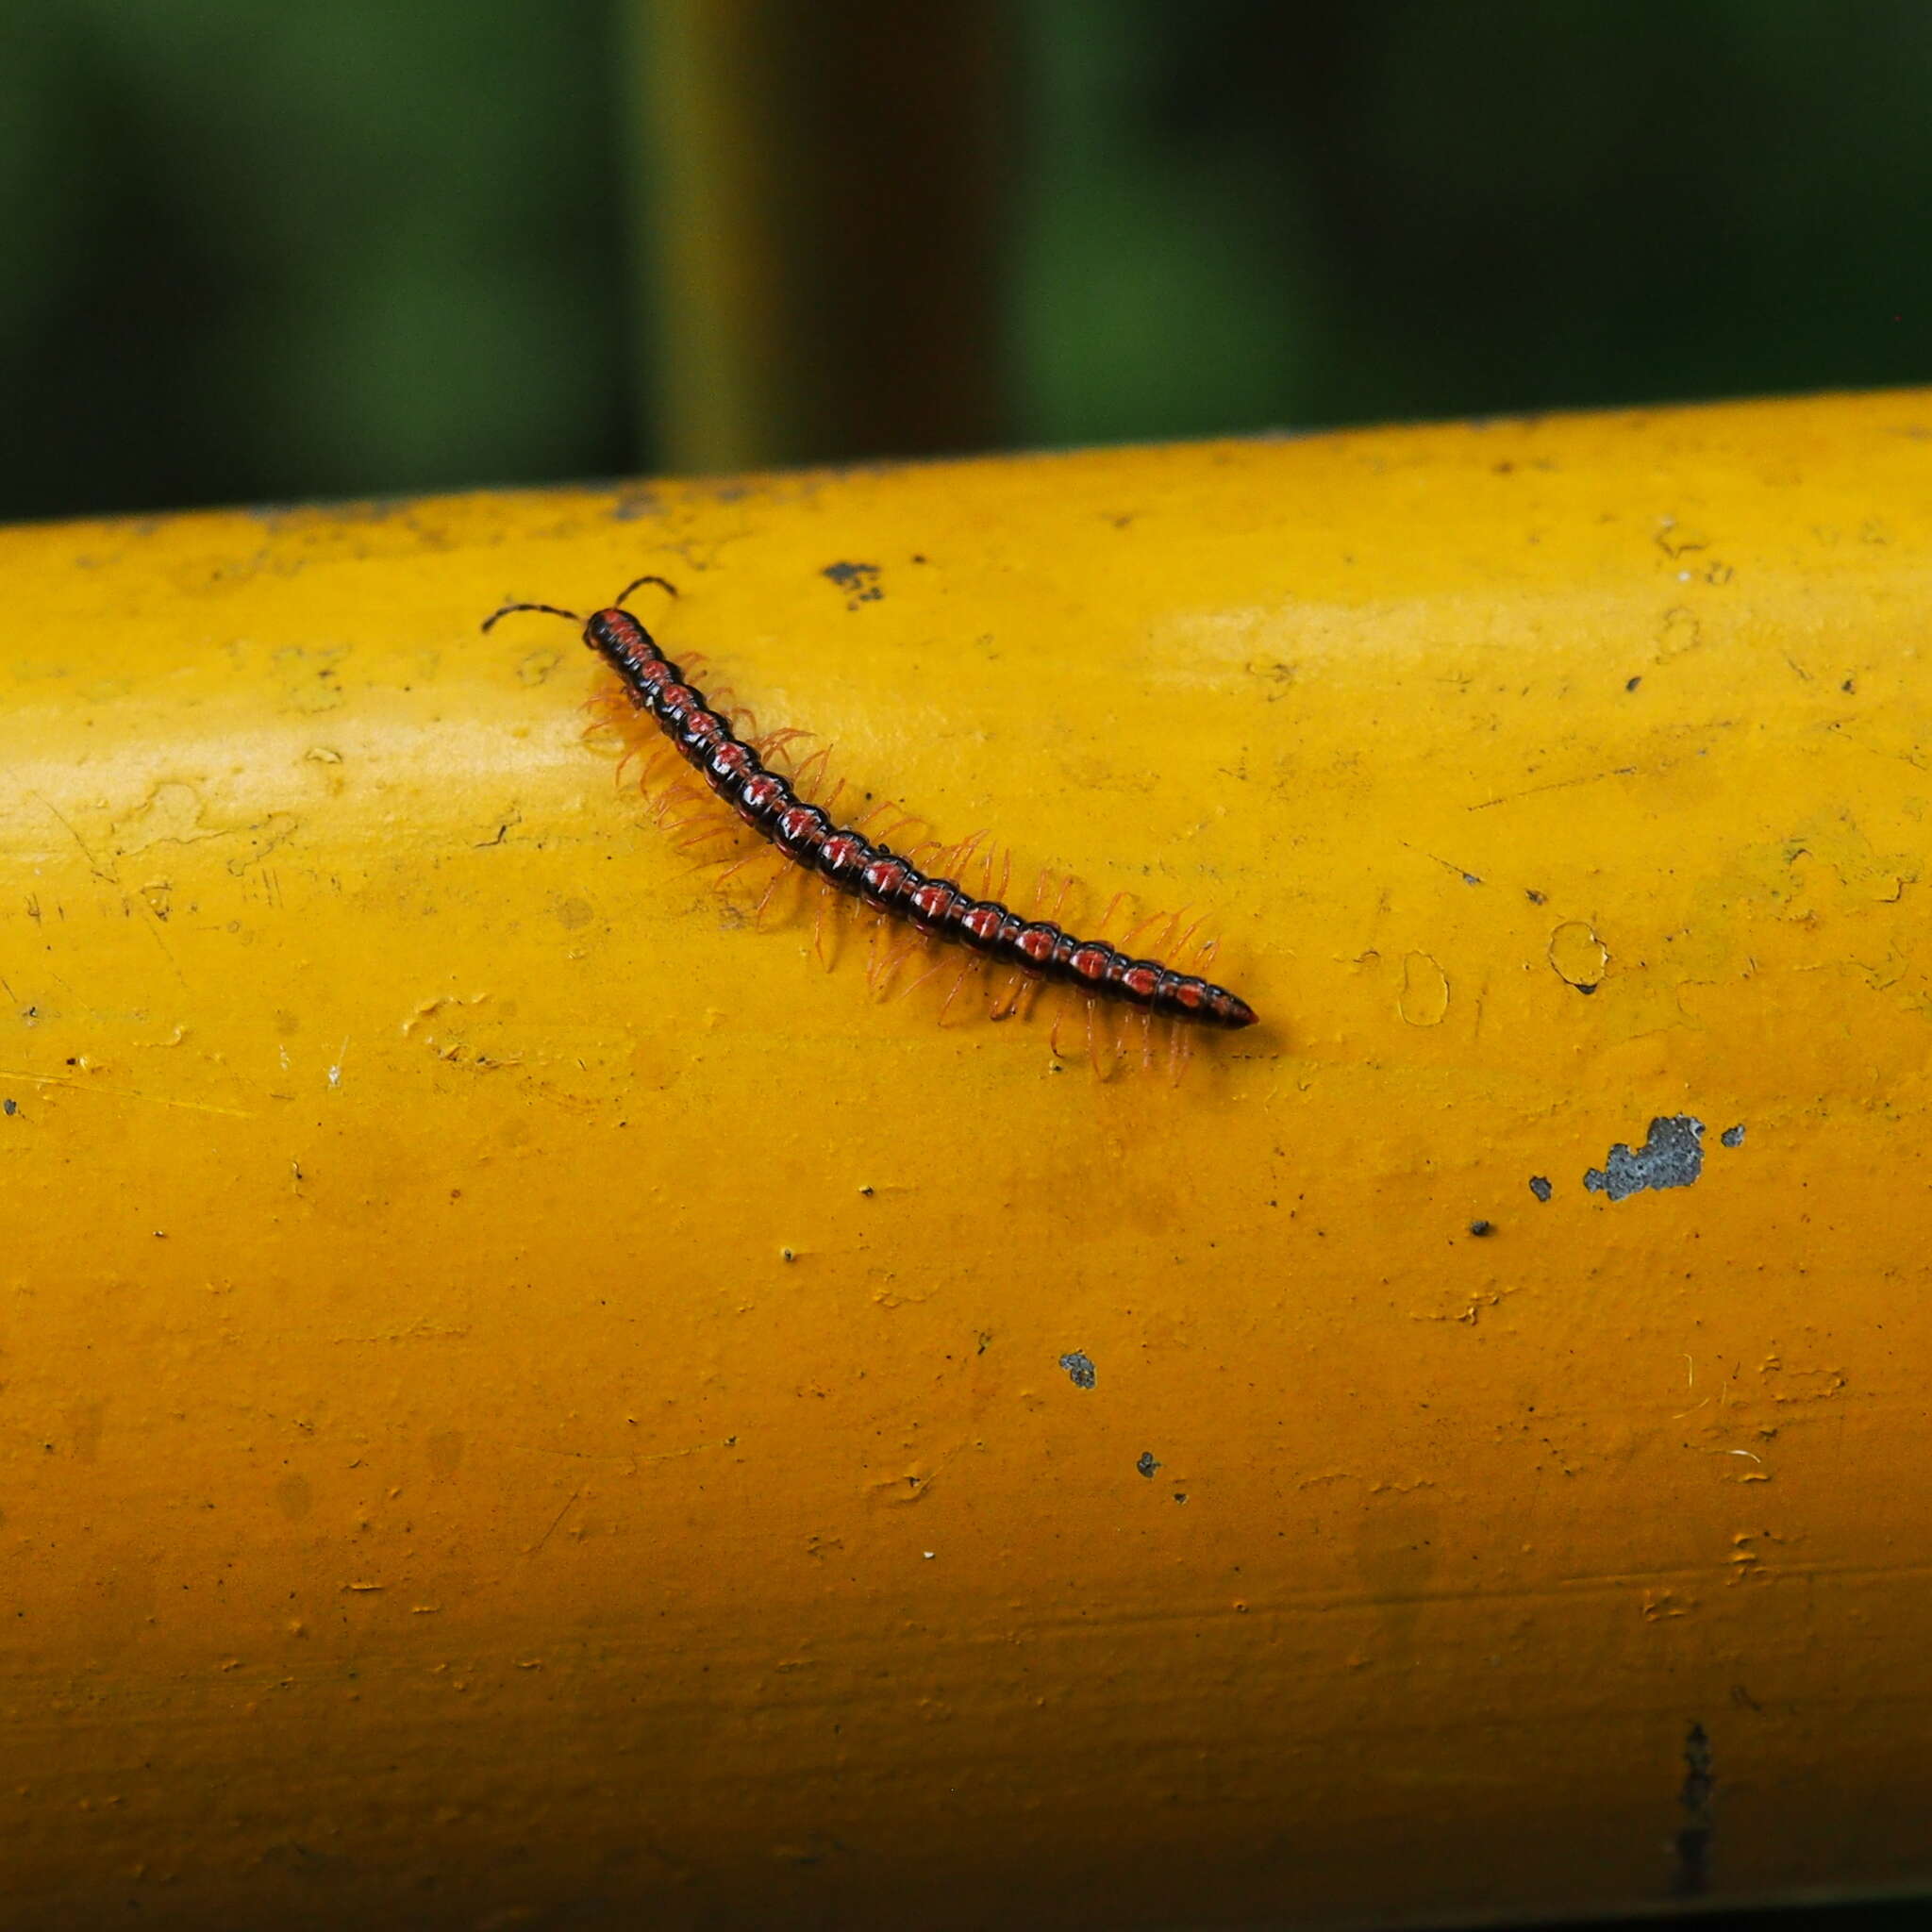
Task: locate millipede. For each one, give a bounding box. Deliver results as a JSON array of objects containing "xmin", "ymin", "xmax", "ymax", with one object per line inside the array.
[{"xmin": 483, "ymin": 576, "xmax": 1258, "ymax": 1038}]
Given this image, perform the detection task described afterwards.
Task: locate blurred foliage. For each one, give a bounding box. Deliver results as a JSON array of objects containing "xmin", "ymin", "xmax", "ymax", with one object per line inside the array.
[
  {"xmin": 3, "ymin": 0, "xmax": 1931, "ymax": 519},
  {"xmin": 1020, "ymin": 0, "xmax": 1932, "ymax": 443},
  {"xmin": 1, "ymin": 0, "xmax": 630, "ymax": 520}
]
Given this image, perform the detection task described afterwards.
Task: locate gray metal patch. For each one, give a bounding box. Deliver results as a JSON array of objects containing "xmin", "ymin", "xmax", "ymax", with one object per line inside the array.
[{"xmin": 1585, "ymin": 1116, "xmax": 1706, "ymax": 1202}]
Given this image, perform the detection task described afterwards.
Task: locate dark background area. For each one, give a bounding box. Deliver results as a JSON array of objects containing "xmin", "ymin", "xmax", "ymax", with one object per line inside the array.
[{"xmin": 6, "ymin": 2, "xmax": 1932, "ymax": 523}]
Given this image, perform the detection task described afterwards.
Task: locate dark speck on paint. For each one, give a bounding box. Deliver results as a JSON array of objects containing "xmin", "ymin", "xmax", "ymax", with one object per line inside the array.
[
  {"xmin": 1137, "ymin": 1452, "xmax": 1160, "ymax": 1478},
  {"xmin": 2, "ymin": 1099, "xmax": 13, "ymax": 1116},
  {"xmin": 1059, "ymin": 1351, "xmax": 1096, "ymax": 1391},
  {"xmin": 1721, "ymin": 1124, "xmax": 1745, "ymax": 1148},
  {"xmin": 1674, "ymin": 1723, "xmax": 1715, "ymax": 1897},
  {"xmin": 1468, "ymin": 1219, "xmax": 1494, "ymax": 1237},
  {"xmin": 822, "ymin": 560, "xmax": 883, "ymax": 608}
]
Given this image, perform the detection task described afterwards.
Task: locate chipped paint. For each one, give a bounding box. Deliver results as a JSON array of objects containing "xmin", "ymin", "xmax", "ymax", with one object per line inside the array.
[
  {"xmin": 1585, "ymin": 1116, "xmax": 1705, "ymax": 1202},
  {"xmin": 1674, "ymin": 1723, "xmax": 1715, "ymax": 1897},
  {"xmin": 1058, "ymin": 1351, "xmax": 1096, "ymax": 1391},
  {"xmin": 1398, "ymin": 951, "xmax": 1450, "ymax": 1025},
  {"xmin": 1548, "ymin": 920, "xmax": 1609, "ymax": 993}
]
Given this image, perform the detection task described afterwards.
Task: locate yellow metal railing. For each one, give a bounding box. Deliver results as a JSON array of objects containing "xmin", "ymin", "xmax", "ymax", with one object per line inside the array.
[{"xmin": 2, "ymin": 391, "xmax": 1930, "ymax": 1927}]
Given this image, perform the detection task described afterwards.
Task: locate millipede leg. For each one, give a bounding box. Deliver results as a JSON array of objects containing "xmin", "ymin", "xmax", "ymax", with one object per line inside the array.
[
  {"xmin": 1153, "ymin": 907, "xmax": 1195, "ymax": 962},
  {"xmin": 989, "ymin": 967, "xmax": 1026, "ymax": 1022},
  {"xmin": 637, "ymin": 748, "xmax": 682, "ymax": 801},
  {"xmin": 873, "ymin": 808, "xmax": 926, "ymax": 853},
  {"xmin": 937, "ymin": 956, "xmax": 978, "ymax": 1026},
  {"xmin": 1171, "ymin": 911, "xmax": 1210, "ymax": 958},
  {"xmin": 656, "ymin": 791, "xmax": 711, "ymax": 834},
  {"xmin": 938, "ymin": 829, "xmax": 979, "ymax": 883},
  {"xmin": 1087, "ymin": 998, "xmax": 1108, "ymax": 1081},
  {"xmin": 870, "ymin": 918, "xmax": 927, "ymax": 997},
  {"xmin": 668, "ymin": 821, "xmax": 736, "ymax": 857},
  {"xmin": 754, "ymin": 864, "xmax": 791, "ymax": 927},
  {"xmin": 811, "ymin": 882, "xmax": 850, "ymax": 968},
  {"xmin": 897, "ymin": 933, "xmax": 956, "ymax": 1003},
  {"xmin": 865, "ymin": 913, "xmax": 904, "ymax": 994},
  {"xmin": 964, "ymin": 835, "xmax": 994, "ymax": 902},
  {"xmin": 752, "ymin": 727, "xmax": 811, "ymax": 770},
  {"xmin": 794, "ymin": 746, "xmax": 834, "ymax": 799},
  {"xmin": 674, "ymin": 847, "xmax": 737, "ymax": 884},
  {"xmin": 1089, "ymin": 997, "xmax": 1127, "ymax": 1082},
  {"xmin": 904, "ymin": 828, "xmax": 956, "ymax": 874},
  {"xmin": 1166, "ymin": 1016, "xmax": 1189, "ymax": 1085}
]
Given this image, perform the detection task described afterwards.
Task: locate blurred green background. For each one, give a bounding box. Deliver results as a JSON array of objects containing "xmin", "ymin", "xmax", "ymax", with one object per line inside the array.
[{"xmin": 5, "ymin": 0, "xmax": 1930, "ymax": 522}]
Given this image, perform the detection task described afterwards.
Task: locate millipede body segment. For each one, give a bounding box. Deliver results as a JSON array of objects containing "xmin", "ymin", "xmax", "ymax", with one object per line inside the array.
[{"xmin": 489, "ymin": 586, "xmax": 1257, "ymax": 1030}]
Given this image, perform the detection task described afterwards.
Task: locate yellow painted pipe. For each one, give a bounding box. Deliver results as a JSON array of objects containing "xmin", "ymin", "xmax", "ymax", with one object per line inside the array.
[{"xmin": 3, "ymin": 391, "xmax": 1931, "ymax": 1929}]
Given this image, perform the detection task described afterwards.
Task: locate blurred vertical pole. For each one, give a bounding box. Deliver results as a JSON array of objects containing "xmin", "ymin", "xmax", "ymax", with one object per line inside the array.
[{"xmin": 626, "ymin": 0, "xmax": 1012, "ymax": 475}]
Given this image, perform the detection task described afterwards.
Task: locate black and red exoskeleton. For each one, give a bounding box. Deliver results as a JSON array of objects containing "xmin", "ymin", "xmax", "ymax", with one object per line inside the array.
[{"xmin": 483, "ymin": 578, "xmax": 1258, "ymax": 1031}]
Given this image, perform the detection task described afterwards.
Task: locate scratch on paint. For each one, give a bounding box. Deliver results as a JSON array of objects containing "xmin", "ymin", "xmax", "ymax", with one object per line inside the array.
[
  {"xmin": 638, "ymin": 1434, "xmax": 739, "ymax": 1464},
  {"xmin": 1468, "ymin": 766, "xmax": 1640, "ymax": 811},
  {"xmin": 0, "ymin": 1069, "xmax": 253, "ymax": 1118},
  {"xmin": 32, "ymin": 793, "xmax": 115, "ymax": 882},
  {"xmin": 531, "ymin": 1490, "xmax": 579, "ymax": 1554}
]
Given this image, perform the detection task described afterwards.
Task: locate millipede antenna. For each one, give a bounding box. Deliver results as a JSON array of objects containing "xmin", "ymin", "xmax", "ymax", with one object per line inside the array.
[
  {"xmin": 481, "ymin": 599, "xmax": 582, "ymax": 635},
  {"xmin": 614, "ymin": 575, "xmax": 679, "ymax": 606}
]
